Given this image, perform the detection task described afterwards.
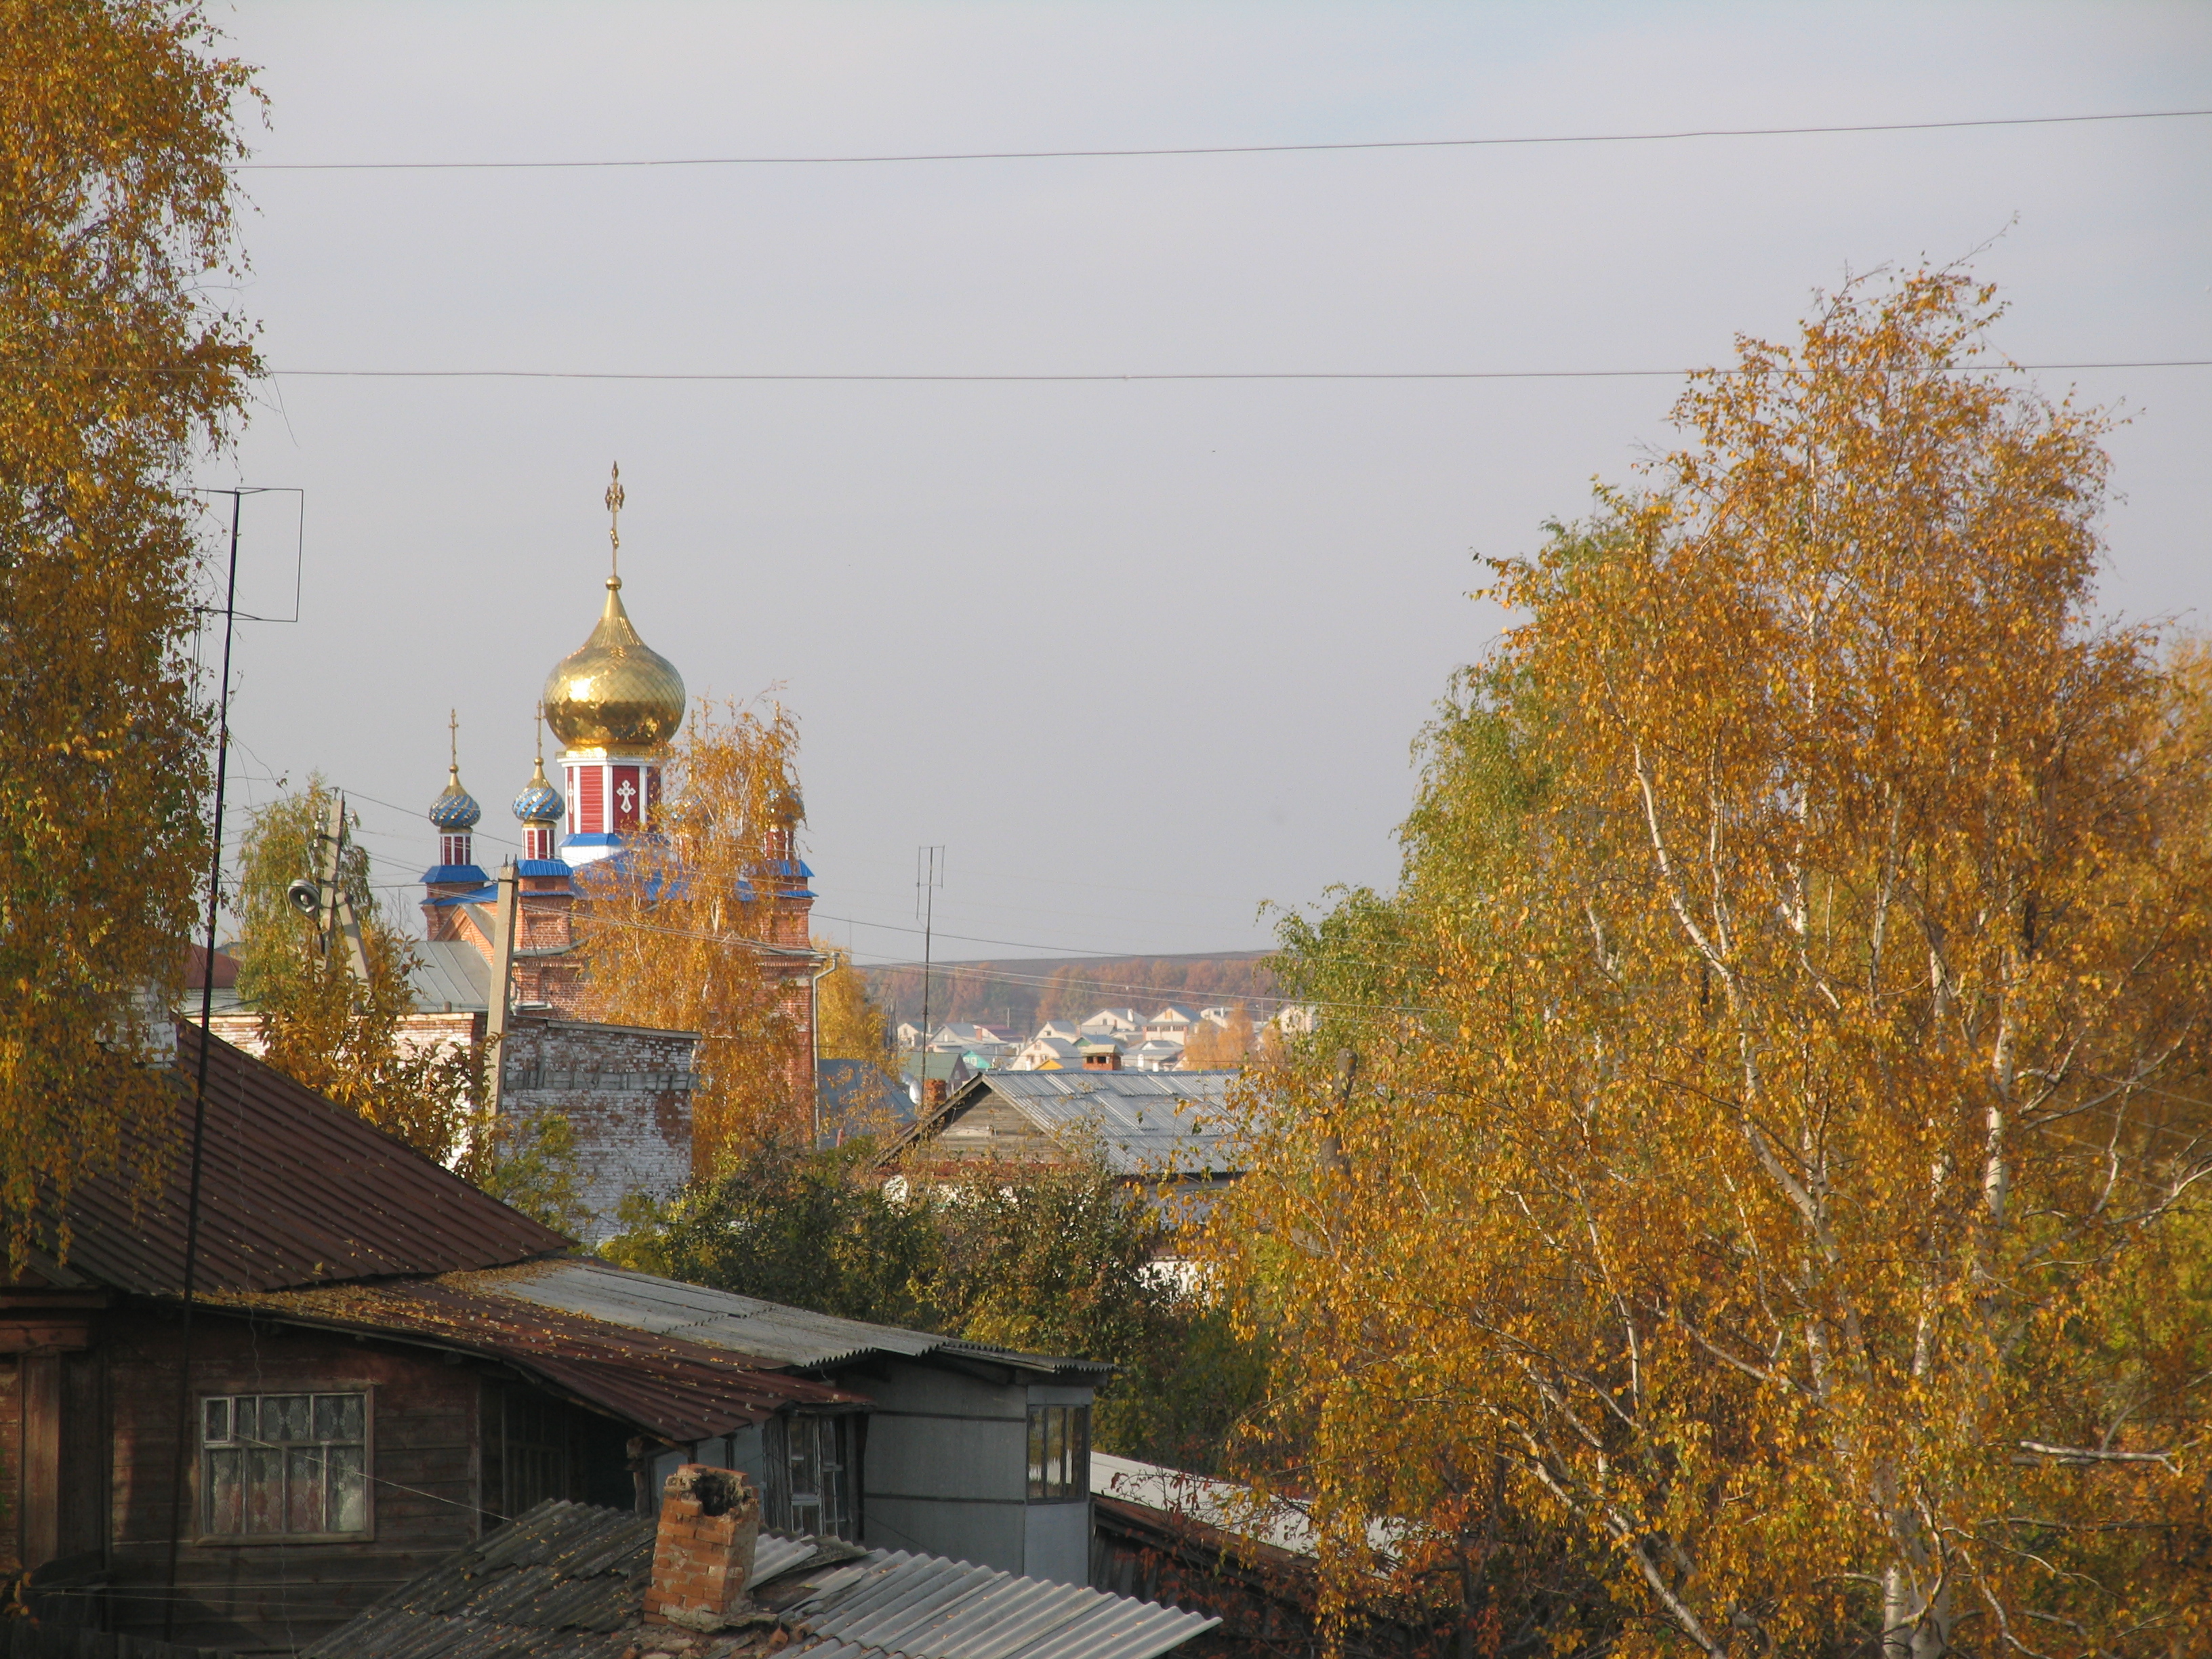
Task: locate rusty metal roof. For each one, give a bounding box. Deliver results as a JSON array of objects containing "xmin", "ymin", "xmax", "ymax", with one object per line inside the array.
[
  {"xmin": 302, "ymin": 1500, "xmax": 1217, "ymax": 1659},
  {"xmin": 220, "ymin": 1279, "xmax": 864, "ymax": 1443},
  {"xmin": 28, "ymin": 1025, "xmax": 569, "ymax": 1294}
]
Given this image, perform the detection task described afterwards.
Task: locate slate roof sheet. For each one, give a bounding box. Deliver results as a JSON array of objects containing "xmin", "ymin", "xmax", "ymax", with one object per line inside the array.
[
  {"xmin": 409, "ymin": 939, "xmax": 492, "ymax": 1012},
  {"xmin": 302, "ymin": 1500, "xmax": 1216, "ymax": 1659},
  {"xmin": 469, "ymin": 1261, "xmax": 1109, "ymax": 1379},
  {"xmin": 893, "ymin": 1071, "xmax": 1244, "ymax": 1179}
]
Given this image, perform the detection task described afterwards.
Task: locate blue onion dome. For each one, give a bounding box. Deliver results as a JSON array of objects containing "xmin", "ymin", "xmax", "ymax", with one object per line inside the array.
[
  {"xmin": 512, "ymin": 754, "xmax": 562, "ymax": 824},
  {"xmin": 428, "ymin": 764, "xmax": 482, "ymax": 830}
]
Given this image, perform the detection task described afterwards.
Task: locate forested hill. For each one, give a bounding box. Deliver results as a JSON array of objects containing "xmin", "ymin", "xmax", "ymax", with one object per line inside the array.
[{"xmin": 861, "ymin": 951, "xmax": 1278, "ymax": 1035}]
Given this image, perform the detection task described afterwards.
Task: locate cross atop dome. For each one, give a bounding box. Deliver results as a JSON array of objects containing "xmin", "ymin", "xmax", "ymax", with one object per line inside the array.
[{"xmin": 605, "ymin": 461, "xmax": 625, "ymax": 581}]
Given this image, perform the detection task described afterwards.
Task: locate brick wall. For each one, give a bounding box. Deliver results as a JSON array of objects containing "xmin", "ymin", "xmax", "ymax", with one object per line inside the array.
[{"xmin": 499, "ymin": 1016, "xmax": 697, "ymax": 1236}]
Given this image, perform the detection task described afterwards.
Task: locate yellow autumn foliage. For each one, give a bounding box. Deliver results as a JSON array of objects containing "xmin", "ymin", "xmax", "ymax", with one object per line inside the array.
[
  {"xmin": 0, "ymin": 1, "xmax": 260, "ymax": 1259},
  {"xmin": 577, "ymin": 697, "xmax": 815, "ymax": 1166},
  {"xmin": 1217, "ymin": 270, "xmax": 2212, "ymax": 1654}
]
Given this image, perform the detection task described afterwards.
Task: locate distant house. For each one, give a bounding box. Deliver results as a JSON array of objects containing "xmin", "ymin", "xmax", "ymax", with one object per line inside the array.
[
  {"xmin": 882, "ymin": 1069, "xmax": 1243, "ymax": 1199},
  {"xmin": 1126, "ymin": 1039, "xmax": 1188, "ymax": 1073},
  {"xmin": 3, "ymin": 1029, "xmax": 1112, "ymax": 1651},
  {"xmin": 1273, "ymin": 1004, "xmax": 1320, "ymax": 1036},
  {"xmin": 1141, "ymin": 1008, "xmax": 1194, "ymax": 1044},
  {"xmin": 1036, "ymin": 1020, "xmax": 1082, "ymax": 1043},
  {"xmin": 1078, "ymin": 1008, "xmax": 1143, "ymax": 1039},
  {"xmin": 817, "ymin": 1057, "xmax": 912, "ymax": 1142},
  {"xmin": 1012, "ymin": 1035, "xmax": 1084, "ymax": 1071},
  {"xmin": 927, "ymin": 1021, "xmax": 994, "ymax": 1050}
]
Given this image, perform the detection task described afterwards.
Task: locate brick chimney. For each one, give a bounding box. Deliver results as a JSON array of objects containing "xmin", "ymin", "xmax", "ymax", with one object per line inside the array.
[{"xmin": 643, "ymin": 1465, "xmax": 760, "ymax": 1632}]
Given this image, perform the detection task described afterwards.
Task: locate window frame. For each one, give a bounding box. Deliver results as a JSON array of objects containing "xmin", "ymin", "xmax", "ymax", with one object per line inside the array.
[
  {"xmin": 194, "ymin": 1385, "xmax": 376, "ymax": 1546},
  {"xmin": 761, "ymin": 1412, "xmax": 858, "ymax": 1541},
  {"xmin": 1025, "ymin": 1403, "xmax": 1090, "ymax": 1502}
]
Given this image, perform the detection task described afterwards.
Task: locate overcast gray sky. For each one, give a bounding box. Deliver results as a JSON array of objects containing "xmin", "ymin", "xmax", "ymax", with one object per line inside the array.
[{"xmin": 205, "ymin": 1, "xmax": 2212, "ymax": 971}]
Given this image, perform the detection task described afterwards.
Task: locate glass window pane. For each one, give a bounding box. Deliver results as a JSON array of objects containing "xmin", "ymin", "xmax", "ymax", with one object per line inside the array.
[
  {"xmin": 314, "ymin": 1395, "xmax": 343, "ymax": 1441},
  {"xmin": 328, "ymin": 1446, "xmax": 366, "ymax": 1533},
  {"xmin": 1027, "ymin": 1407, "xmax": 1045, "ymax": 1498},
  {"xmin": 203, "ymin": 1397, "xmax": 230, "ymax": 1444},
  {"xmin": 205, "ymin": 1447, "xmax": 243, "ymax": 1535},
  {"xmin": 233, "ymin": 1397, "xmax": 260, "ymax": 1444},
  {"xmin": 1045, "ymin": 1408, "xmax": 1066, "ymax": 1498},
  {"xmin": 1073, "ymin": 1407, "xmax": 1090, "ymax": 1494},
  {"xmin": 790, "ymin": 1418, "xmax": 821, "ymax": 1502},
  {"xmin": 245, "ymin": 1446, "xmax": 284, "ymax": 1534},
  {"xmin": 268, "ymin": 1395, "xmax": 312, "ymax": 1443},
  {"xmin": 288, "ymin": 1448, "xmax": 326, "ymax": 1532}
]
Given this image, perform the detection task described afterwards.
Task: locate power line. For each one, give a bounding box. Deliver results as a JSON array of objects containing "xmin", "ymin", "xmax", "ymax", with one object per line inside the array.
[
  {"xmin": 267, "ymin": 359, "xmax": 2212, "ymax": 385},
  {"xmin": 228, "ymin": 107, "xmax": 2212, "ymax": 172}
]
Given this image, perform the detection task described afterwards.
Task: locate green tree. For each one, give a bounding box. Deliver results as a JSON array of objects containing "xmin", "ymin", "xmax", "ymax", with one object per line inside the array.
[
  {"xmin": 0, "ymin": 0, "xmax": 260, "ymax": 1260},
  {"xmin": 605, "ymin": 1139, "xmax": 939, "ymax": 1326},
  {"xmin": 607, "ymin": 1141, "xmax": 1269, "ymax": 1473}
]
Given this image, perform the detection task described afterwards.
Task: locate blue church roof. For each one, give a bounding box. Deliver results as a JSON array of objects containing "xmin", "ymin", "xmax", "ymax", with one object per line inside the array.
[{"xmin": 422, "ymin": 863, "xmax": 491, "ymax": 888}]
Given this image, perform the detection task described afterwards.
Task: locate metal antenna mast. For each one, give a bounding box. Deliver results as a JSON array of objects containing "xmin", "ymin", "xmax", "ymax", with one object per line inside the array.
[{"xmin": 162, "ymin": 485, "xmax": 251, "ymax": 1637}]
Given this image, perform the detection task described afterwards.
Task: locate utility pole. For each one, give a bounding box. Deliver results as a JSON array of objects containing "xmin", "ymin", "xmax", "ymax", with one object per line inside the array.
[
  {"xmin": 915, "ymin": 845, "xmax": 943, "ymax": 1111},
  {"xmin": 308, "ymin": 794, "xmax": 370, "ymax": 981},
  {"xmin": 485, "ymin": 859, "xmax": 520, "ymax": 1119},
  {"xmin": 809, "ymin": 952, "xmax": 842, "ymax": 1147}
]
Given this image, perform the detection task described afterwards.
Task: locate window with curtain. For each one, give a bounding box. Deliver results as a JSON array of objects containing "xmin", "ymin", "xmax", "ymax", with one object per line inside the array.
[{"xmin": 201, "ymin": 1391, "xmax": 369, "ymax": 1538}]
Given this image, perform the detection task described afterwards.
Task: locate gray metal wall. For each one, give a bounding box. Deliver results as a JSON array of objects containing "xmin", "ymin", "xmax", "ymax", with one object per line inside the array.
[{"xmin": 855, "ymin": 1361, "xmax": 1094, "ymax": 1584}]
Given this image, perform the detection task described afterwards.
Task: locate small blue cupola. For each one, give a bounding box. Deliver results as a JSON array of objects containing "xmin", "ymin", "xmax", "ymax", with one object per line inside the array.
[{"xmin": 423, "ymin": 710, "xmax": 490, "ymax": 888}]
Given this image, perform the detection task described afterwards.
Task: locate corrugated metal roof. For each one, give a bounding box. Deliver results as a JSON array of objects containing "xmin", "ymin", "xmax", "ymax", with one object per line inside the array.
[
  {"xmin": 408, "ymin": 939, "xmax": 490, "ymax": 1012},
  {"xmin": 302, "ymin": 1499, "xmax": 1216, "ymax": 1659},
  {"xmin": 218, "ymin": 1278, "xmax": 866, "ymax": 1443},
  {"xmin": 28, "ymin": 1026, "xmax": 569, "ymax": 1294},
  {"xmin": 895, "ymin": 1071, "xmax": 1244, "ymax": 1179},
  {"xmin": 1091, "ymin": 1454, "xmax": 1404, "ymax": 1563},
  {"xmin": 470, "ymin": 1261, "xmax": 1110, "ymax": 1378}
]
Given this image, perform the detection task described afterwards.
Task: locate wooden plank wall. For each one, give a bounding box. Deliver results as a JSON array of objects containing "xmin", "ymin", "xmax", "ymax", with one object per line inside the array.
[
  {"xmin": 0, "ymin": 1624, "xmax": 225, "ymax": 1659},
  {"xmin": 1, "ymin": 1355, "xmax": 20, "ymax": 1578},
  {"xmin": 100, "ymin": 1309, "xmax": 483, "ymax": 1652}
]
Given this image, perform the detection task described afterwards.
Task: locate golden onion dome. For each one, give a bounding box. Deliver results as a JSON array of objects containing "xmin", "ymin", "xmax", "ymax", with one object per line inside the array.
[{"xmin": 541, "ymin": 575, "xmax": 687, "ymax": 751}]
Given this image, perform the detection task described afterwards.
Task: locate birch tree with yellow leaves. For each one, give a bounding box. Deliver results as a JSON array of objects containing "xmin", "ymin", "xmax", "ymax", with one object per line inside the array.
[
  {"xmin": 577, "ymin": 697, "xmax": 816, "ymax": 1164},
  {"xmin": 1221, "ymin": 270, "xmax": 2212, "ymax": 1655},
  {"xmin": 0, "ymin": 1, "xmax": 260, "ymax": 1259}
]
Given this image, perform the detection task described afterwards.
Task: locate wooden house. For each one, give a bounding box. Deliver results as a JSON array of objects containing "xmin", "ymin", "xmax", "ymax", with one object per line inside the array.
[{"xmin": 3, "ymin": 1029, "xmax": 1104, "ymax": 1654}]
